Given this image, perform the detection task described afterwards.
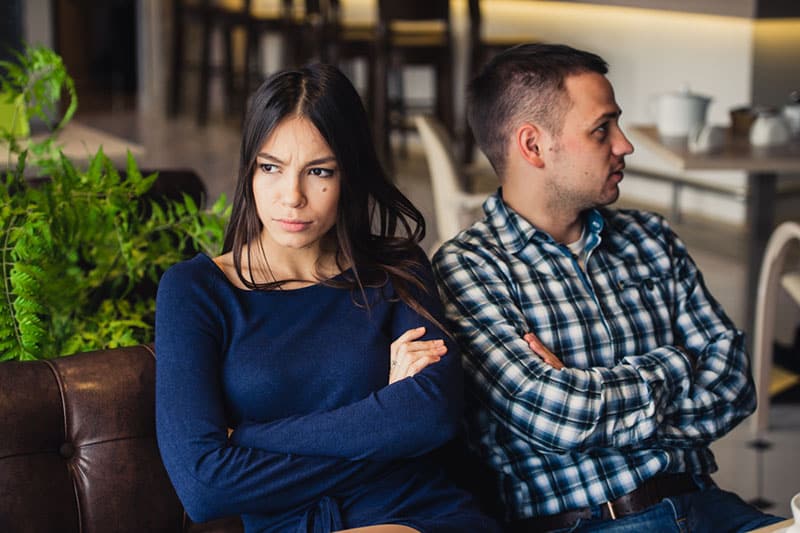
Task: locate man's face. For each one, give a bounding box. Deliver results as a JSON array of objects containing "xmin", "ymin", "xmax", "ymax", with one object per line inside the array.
[{"xmin": 542, "ymin": 71, "xmax": 634, "ymax": 212}]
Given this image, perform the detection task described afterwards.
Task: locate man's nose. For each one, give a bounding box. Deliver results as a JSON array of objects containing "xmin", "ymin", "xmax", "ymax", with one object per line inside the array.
[{"xmin": 614, "ymin": 128, "xmax": 635, "ymax": 157}]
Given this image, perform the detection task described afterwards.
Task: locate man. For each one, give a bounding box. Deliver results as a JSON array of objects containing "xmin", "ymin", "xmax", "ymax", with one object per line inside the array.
[{"xmin": 432, "ymin": 43, "xmax": 784, "ymax": 532}]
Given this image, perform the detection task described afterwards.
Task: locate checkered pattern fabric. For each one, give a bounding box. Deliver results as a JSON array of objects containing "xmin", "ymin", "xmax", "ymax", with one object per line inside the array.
[{"xmin": 432, "ymin": 191, "xmax": 755, "ymax": 521}]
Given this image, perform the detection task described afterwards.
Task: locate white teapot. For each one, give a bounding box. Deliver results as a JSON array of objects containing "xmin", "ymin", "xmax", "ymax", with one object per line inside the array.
[
  {"xmin": 654, "ymin": 84, "xmax": 712, "ymax": 138},
  {"xmin": 783, "ymin": 90, "xmax": 800, "ymax": 137},
  {"xmin": 750, "ymin": 108, "xmax": 791, "ymax": 147}
]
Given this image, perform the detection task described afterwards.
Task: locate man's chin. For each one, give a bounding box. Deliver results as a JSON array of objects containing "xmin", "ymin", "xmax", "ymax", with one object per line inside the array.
[{"xmin": 598, "ymin": 187, "xmax": 620, "ymax": 207}]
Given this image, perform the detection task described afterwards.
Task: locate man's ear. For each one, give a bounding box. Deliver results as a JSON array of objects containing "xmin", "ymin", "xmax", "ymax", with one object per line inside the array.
[{"xmin": 516, "ymin": 123, "xmax": 546, "ymax": 168}]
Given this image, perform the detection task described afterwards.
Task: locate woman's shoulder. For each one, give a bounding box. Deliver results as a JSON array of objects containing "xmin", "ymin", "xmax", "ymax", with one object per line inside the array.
[
  {"xmin": 159, "ymin": 253, "xmax": 225, "ymax": 295},
  {"xmin": 162, "ymin": 253, "xmax": 219, "ymax": 279}
]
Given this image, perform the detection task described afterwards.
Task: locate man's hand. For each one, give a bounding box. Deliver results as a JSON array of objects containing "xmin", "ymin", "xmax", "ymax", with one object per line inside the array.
[
  {"xmin": 523, "ymin": 332, "xmax": 565, "ymax": 370},
  {"xmin": 676, "ymin": 345, "xmax": 697, "ymax": 370}
]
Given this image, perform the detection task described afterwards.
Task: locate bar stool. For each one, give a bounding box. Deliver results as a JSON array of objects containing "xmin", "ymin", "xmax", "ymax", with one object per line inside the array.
[
  {"xmin": 241, "ymin": 0, "xmax": 294, "ymax": 107},
  {"xmin": 289, "ymin": 0, "xmax": 329, "ymax": 65},
  {"xmin": 325, "ymin": 0, "xmax": 377, "ymax": 117},
  {"xmin": 168, "ymin": 0, "xmax": 233, "ymax": 125},
  {"xmin": 168, "ymin": 0, "xmax": 290, "ymax": 124},
  {"xmin": 373, "ymin": 0, "xmax": 454, "ymax": 169},
  {"xmin": 462, "ymin": 0, "xmax": 536, "ymax": 165}
]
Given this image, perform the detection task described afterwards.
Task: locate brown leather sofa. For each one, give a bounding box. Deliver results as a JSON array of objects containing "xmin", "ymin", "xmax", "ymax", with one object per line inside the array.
[{"xmin": 0, "ymin": 344, "xmax": 243, "ymax": 533}]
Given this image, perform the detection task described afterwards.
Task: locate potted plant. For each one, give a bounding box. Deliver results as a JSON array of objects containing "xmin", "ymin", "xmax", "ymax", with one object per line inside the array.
[
  {"xmin": 0, "ymin": 45, "xmax": 230, "ymax": 361},
  {"xmin": 0, "ymin": 45, "xmax": 76, "ymax": 157}
]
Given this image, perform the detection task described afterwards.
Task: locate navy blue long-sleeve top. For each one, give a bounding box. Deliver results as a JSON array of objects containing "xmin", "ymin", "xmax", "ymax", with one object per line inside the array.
[{"xmin": 155, "ymin": 252, "xmax": 498, "ymax": 532}]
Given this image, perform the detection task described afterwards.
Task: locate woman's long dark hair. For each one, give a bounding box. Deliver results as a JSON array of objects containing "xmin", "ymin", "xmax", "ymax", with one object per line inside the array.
[{"xmin": 222, "ymin": 63, "xmax": 437, "ymax": 324}]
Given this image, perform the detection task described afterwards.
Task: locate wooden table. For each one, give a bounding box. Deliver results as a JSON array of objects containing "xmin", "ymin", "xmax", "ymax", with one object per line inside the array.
[
  {"xmin": 747, "ymin": 518, "xmax": 794, "ymax": 532},
  {"xmin": 1, "ymin": 121, "xmax": 145, "ymax": 172},
  {"xmin": 629, "ymin": 125, "xmax": 800, "ymax": 338}
]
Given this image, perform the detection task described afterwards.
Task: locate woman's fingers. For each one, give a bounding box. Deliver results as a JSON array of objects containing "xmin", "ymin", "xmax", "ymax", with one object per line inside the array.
[
  {"xmin": 406, "ymin": 354, "xmax": 443, "ymax": 377},
  {"xmin": 389, "ymin": 329, "xmax": 448, "ymax": 384},
  {"xmin": 390, "ymin": 326, "xmax": 427, "ymax": 359},
  {"xmin": 402, "ymin": 339, "xmax": 446, "ymax": 354},
  {"xmin": 393, "ymin": 326, "xmax": 427, "ymax": 344},
  {"xmin": 390, "ymin": 354, "xmax": 442, "ymax": 384}
]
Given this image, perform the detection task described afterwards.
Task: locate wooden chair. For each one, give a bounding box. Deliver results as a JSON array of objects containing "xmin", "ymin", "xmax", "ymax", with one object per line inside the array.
[
  {"xmin": 751, "ymin": 221, "xmax": 800, "ymax": 435},
  {"xmin": 374, "ymin": 0, "xmax": 454, "ymax": 169},
  {"xmin": 414, "ymin": 114, "xmax": 486, "ymax": 255},
  {"xmin": 462, "ymin": 0, "xmax": 535, "ymax": 164}
]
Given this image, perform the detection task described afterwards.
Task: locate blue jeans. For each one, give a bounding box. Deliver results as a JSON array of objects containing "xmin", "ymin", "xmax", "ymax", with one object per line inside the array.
[{"xmin": 552, "ymin": 475, "xmax": 786, "ymax": 533}]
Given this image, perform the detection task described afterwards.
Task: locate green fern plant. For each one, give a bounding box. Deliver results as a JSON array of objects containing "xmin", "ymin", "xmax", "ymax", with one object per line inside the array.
[
  {"xmin": 0, "ymin": 45, "xmax": 230, "ymax": 361},
  {"xmin": 0, "ymin": 44, "xmax": 77, "ymax": 165}
]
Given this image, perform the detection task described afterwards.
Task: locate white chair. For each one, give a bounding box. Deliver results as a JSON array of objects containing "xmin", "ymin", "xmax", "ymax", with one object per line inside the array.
[
  {"xmin": 414, "ymin": 114, "xmax": 488, "ymax": 255},
  {"xmin": 751, "ymin": 221, "xmax": 800, "ymax": 435}
]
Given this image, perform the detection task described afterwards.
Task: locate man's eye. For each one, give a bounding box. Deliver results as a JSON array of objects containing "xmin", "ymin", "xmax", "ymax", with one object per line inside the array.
[{"xmin": 594, "ymin": 125, "xmax": 609, "ymax": 138}]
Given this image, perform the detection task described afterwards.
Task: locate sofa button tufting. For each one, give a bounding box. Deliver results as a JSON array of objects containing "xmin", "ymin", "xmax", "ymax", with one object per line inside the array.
[{"xmin": 59, "ymin": 442, "xmax": 75, "ymax": 458}]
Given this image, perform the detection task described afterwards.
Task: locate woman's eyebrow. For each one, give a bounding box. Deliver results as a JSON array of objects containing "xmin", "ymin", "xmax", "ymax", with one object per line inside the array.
[
  {"xmin": 256, "ymin": 152, "xmax": 284, "ymax": 163},
  {"xmin": 304, "ymin": 156, "xmax": 337, "ymax": 166}
]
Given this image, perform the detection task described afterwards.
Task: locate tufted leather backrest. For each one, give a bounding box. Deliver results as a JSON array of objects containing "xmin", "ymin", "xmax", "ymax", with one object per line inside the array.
[{"xmin": 0, "ymin": 345, "xmax": 242, "ymax": 533}]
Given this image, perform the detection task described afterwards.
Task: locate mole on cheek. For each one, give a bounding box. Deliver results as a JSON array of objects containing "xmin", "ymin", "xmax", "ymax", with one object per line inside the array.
[{"xmin": 321, "ymin": 187, "xmax": 328, "ymax": 192}]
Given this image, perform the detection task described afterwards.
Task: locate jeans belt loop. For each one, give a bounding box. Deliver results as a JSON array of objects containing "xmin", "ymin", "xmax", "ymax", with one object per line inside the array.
[{"xmin": 605, "ymin": 500, "xmax": 618, "ymax": 520}]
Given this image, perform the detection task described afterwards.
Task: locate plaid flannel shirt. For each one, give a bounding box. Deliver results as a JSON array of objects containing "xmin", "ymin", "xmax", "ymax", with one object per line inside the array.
[{"xmin": 432, "ymin": 191, "xmax": 755, "ymax": 521}]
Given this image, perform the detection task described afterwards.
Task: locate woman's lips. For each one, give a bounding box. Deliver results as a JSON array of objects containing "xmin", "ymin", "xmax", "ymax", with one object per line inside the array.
[{"xmin": 276, "ymin": 219, "xmax": 311, "ymax": 232}]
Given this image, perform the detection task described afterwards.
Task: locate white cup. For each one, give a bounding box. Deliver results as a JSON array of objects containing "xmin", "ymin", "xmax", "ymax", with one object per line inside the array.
[{"xmin": 787, "ymin": 492, "xmax": 800, "ymax": 533}]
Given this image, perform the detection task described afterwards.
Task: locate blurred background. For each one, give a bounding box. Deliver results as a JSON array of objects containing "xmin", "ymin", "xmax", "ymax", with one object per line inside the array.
[{"xmin": 3, "ymin": 0, "xmax": 800, "ymax": 519}]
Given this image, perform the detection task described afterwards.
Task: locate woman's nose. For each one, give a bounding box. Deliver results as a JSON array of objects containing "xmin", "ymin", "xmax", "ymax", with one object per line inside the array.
[{"xmin": 280, "ymin": 177, "xmax": 306, "ymax": 208}]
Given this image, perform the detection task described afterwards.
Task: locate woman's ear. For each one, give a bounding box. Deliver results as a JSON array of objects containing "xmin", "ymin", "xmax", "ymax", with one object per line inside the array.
[{"xmin": 516, "ymin": 123, "xmax": 546, "ymax": 168}]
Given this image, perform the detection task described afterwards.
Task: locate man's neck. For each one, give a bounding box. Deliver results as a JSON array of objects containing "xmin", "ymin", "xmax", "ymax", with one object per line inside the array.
[{"xmin": 502, "ymin": 187, "xmax": 584, "ymax": 245}]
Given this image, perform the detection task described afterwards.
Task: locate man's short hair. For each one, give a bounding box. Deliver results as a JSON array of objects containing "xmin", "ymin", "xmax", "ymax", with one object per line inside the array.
[{"xmin": 467, "ymin": 43, "xmax": 608, "ymax": 179}]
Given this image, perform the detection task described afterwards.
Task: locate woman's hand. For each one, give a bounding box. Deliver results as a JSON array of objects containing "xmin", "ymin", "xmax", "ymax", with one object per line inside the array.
[{"xmin": 389, "ymin": 326, "xmax": 447, "ymax": 384}]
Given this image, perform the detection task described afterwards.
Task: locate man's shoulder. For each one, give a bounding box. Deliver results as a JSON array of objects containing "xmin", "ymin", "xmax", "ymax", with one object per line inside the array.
[
  {"xmin": 601, "ymin": 207, "xmax": 671, "ymax": 240},
  {"xmin": 432, "ymin": 219, "xmax": 500, "ymax": 270}
]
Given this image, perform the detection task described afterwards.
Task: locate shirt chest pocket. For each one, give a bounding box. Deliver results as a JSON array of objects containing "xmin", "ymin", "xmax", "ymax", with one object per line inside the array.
[
  {"xmin": 609, "ymin": 271, "xmax": 675, "ymax": 341},
  {"xmin": 614, "ymin": 270, "xmax": 672, "ymax": 299}
]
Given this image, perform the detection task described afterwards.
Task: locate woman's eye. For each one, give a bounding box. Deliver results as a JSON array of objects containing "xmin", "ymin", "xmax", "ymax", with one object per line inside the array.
[
  {"xmin": 258, "ymin": 163, "xmax": 278, "ymax": 173},
  {"xmin": 309, "ymin": 167, "xmax": 335, "ymax": 178}
]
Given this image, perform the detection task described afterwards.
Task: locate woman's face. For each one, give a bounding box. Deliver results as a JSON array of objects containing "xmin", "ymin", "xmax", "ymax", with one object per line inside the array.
[{"xmin": 252, "ymin": 116, "xmax": 340, "ymax": 255}]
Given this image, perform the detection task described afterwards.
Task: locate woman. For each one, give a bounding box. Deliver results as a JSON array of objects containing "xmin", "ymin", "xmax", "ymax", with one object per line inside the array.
[{"xmin": 155, "ymin": 64, "xmax": 500, "ymax": 533}]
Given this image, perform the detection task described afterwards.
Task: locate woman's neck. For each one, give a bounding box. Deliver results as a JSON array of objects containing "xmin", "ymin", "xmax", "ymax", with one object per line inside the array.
[{"xmin": 243, "ymin": 240, "xmax": 341, "ymax": 285}]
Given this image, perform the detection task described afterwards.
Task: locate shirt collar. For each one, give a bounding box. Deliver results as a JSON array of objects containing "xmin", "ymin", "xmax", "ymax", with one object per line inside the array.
[{"xmin": 484, "ymin": 190, "xmax": 606, "ymax": 255}]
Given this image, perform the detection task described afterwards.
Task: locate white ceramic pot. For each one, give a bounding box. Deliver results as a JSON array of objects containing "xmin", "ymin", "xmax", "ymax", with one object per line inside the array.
[
  {"xmin": 654, "ymin": 86, "xmax": 712, "ymax": 138},
  {"xmin": 750, "ymin": 110, "xmax": 791, "ymax": 147},
  {"xmin": 783, "ymin": 103, "xmax": 800, "ymax": 137}
]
